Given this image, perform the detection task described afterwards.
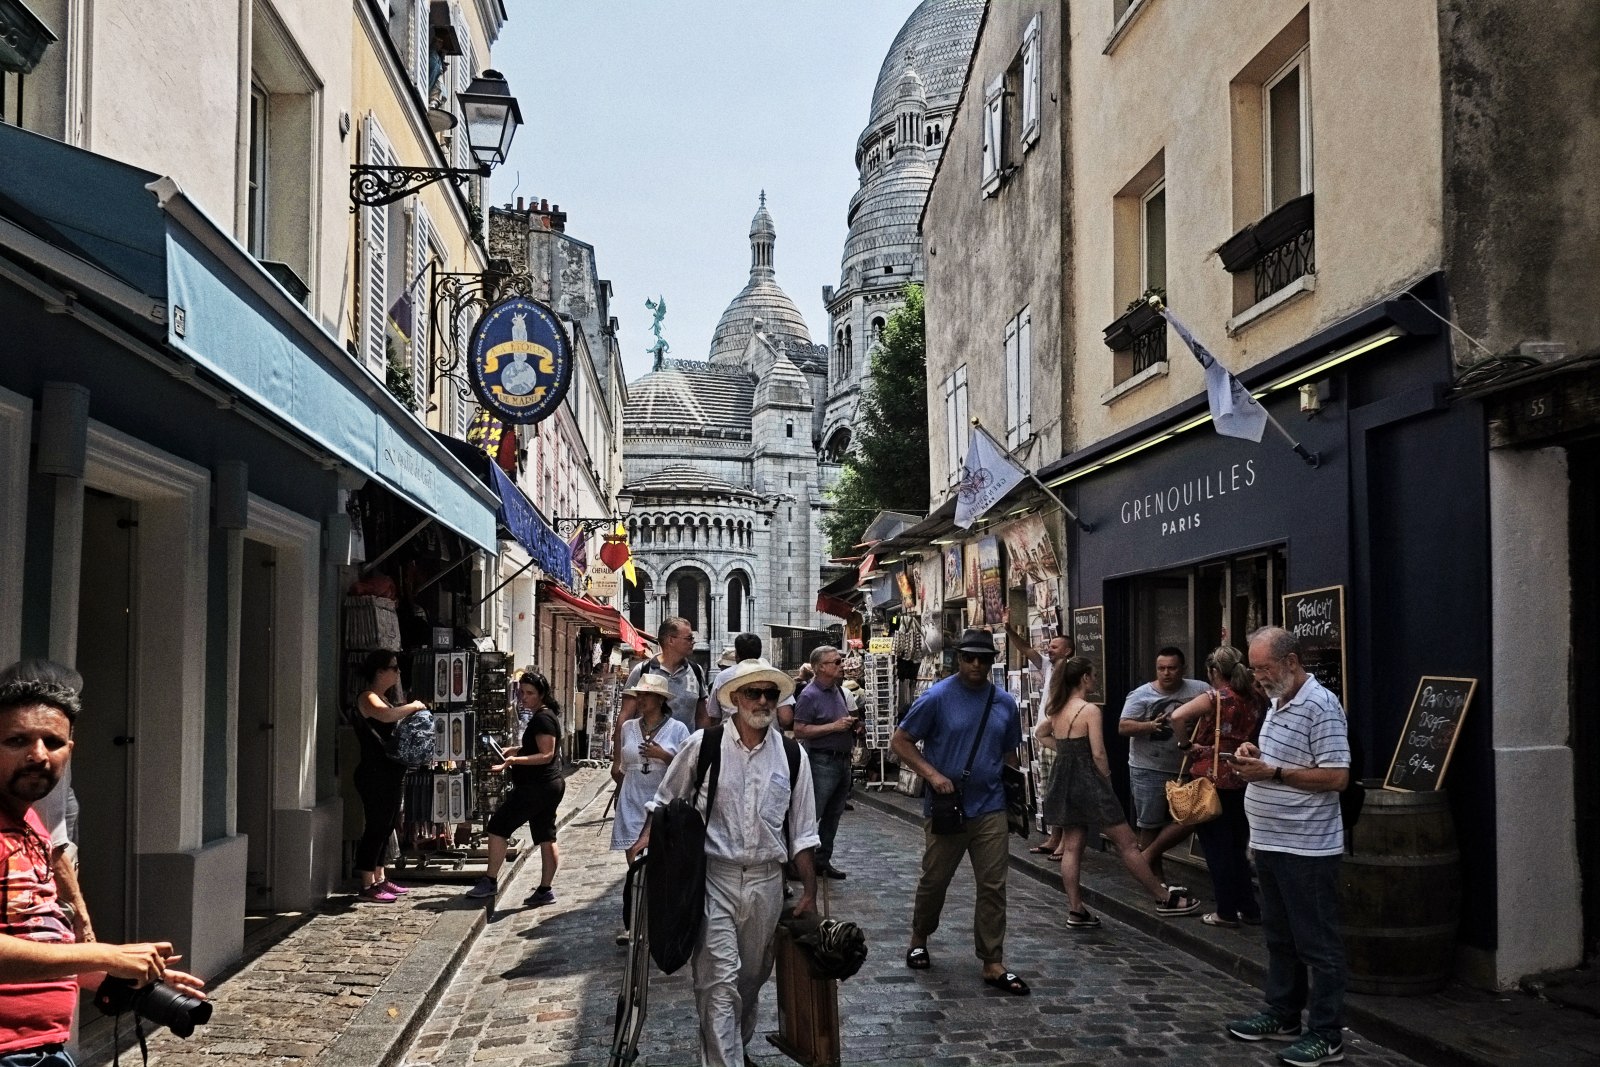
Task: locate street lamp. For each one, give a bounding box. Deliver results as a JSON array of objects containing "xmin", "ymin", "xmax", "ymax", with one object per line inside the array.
[{"xmin": 350, "ymin": 69, "xmax": 523, "ymax": 208}]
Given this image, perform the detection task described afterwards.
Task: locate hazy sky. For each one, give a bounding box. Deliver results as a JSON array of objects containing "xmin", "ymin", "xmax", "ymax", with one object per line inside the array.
[{"xmin": 490, "ymin": 1, "xmax": 923, "ymax": 385}]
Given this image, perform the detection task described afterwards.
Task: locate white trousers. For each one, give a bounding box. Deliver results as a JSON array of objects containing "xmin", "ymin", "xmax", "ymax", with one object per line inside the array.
[{"xmin": 692, "ymin": 858, "xmax": 784, "ymax": 1067}]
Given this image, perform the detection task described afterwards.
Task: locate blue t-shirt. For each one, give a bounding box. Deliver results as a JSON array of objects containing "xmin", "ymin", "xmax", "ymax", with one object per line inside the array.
[{"xmin": 899, "ymin": 676, "xmax": 1022, "ymax": 819}]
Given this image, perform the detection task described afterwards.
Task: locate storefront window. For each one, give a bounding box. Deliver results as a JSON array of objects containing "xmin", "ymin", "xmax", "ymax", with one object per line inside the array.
[{"xmin": 1128, "ymin": 547, "xmax": 1286, "ymax": 672}]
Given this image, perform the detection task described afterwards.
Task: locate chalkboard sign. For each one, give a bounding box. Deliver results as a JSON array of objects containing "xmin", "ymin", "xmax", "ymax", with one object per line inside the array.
[
  {"xmin": 1282, "ymin": 585, "xmax": 1346, "ymax": 707},
  {"xmin": 1070, "ymin": 605, "xmax": 1105, "ymax": 703},
  {"xmin": 1384, "ymin": 676, "xmax": 1477, "ymax": 792}
]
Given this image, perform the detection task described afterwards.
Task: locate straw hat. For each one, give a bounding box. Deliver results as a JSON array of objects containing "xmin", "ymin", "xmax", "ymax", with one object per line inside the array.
[
  {"xmin": 717, "ymin": 646, "xmax": 739, "ymax": 667},
  {"xmin": 717, "ymin": 658, "xmax": 796, "ymax": 711},
  {"xmin": 624, "ymin": 673, "xmax": 672, "ymax": 701}
]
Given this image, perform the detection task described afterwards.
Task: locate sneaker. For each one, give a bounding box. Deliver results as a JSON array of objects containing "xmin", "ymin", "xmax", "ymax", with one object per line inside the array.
[
  {"xmin": 1065, "ymin": 909, "xmax": 1101, "ymax": 928},
  {"xmin": 378, "ymin": 880, "xmax": 410, "ymax": 896},
  {"xmin": 1226, "ymin": 1011, "xmax": 1303, "ymax": 1042},
  {"xmin": 1278, "ymin": 1033, "xmax": 1343, "ymax": 1066},
  {"xmin": 526, "ymin": 886, "xmax": 556, "ymax": 907},
  {"xmin": 464, "ymin": 875, "xmax": 498, "ymax": 900},
  {"xmin": 358, "ymin": 884, "xmax": 397, "ymax": 903}
]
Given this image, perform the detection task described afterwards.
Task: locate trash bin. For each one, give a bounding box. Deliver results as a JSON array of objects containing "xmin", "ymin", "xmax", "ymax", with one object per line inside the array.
[{"xmin": 1338, "ymin": 782, "xmax": 1460, "ymax": 995}]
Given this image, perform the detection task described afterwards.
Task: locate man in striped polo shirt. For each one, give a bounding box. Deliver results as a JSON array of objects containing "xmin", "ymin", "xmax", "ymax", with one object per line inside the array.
[{"xmin": 1225, "ymin": 627, "xmax": 1351, "ymax": 1067}]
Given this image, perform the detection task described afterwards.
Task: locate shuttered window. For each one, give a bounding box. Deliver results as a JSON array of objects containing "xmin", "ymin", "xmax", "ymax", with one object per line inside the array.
[
  {"xmin": 1005, "ymin": 308, "xmax": 1032, "ymax": 447},
  {"xmin": 1021, "ymin": 15, "xmax": 1041, "ymax": 147},
  {"xmin": 980, "ymin": 75, "xmax": 1004, "ymax": 195},
  {"xmin": 360, "ymin": 116, "xmax": 395, "ymax": 377}
]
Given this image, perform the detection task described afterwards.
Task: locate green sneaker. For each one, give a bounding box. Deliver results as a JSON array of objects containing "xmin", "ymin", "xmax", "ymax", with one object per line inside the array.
[
  {"xmin": 1279, "ymin": 1032, "xmax": 1344, "ymax": 1066},
  {"xmin": 1225, "ymin": 1011, "xmax": 1302, "ymax": 1042}
]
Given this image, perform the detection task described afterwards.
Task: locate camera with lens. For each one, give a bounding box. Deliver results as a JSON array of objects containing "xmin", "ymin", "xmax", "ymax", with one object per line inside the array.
[
  {"xmin": 94, "ymin": 975, "xmax": 213, "ymax": 1037},
  {"xmin": 1149, "ymin": 723, "xmax": 1174, "ymax": 742}
]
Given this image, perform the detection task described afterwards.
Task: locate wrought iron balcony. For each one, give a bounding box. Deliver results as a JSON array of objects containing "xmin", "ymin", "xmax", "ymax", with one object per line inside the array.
[
  {"xmin": 1218, "ymin": 192, "xmax": 1315, "ymax": 304},
  {"xmin": 1102, "ymin": 299, "xmax": 1166, "ymax": 376}
]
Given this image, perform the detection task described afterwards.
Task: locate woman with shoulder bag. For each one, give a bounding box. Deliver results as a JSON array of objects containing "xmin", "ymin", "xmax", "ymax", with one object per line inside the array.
[
  {"xmin": 1034, "ymin": 657, "xmax": 1202, "ymax": 927},
  {"xmin": 1168, "ymin": 645, "xmax": 1268, "ymax": 927},
  {"xmin": 354, "ymin": 650, "xmax": 428, "ymax": 903}
]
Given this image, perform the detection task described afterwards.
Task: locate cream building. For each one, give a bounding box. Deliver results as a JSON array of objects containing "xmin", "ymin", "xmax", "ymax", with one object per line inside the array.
[{"xmin": 919, "ymin": 0, "xmax": 1600, "ymax": 987}]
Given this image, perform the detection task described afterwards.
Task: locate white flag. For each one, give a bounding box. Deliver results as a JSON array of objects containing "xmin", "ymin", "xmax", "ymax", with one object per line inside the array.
[
  {"xmin": 1160, "ymin": 308, "xmax": 1269, "ymax": 443},
  {"xmin": 954, "ymin": 425, "xmax": 1027, "ymax": 529}
]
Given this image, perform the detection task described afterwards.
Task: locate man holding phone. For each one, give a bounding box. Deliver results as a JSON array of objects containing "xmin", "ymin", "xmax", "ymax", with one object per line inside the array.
[{"xmin": 1223, "ymin": 627, "xmax": 1351, "ymax": 1067}]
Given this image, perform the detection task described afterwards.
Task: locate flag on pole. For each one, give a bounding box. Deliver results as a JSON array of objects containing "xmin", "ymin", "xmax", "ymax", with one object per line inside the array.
[
  {"xmin": 954, "ymin": 424, "xmax": 1028, "ymax": 529},
  {"xmin": 1159, "ymin": 307, "xmax": 1269, "ymax": 443}
]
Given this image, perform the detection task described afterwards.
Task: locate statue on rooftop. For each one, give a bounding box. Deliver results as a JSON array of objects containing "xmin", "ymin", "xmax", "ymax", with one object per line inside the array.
[{"xmin": 645, "ymin": 295, "xmax": 670, "ymax": 370}]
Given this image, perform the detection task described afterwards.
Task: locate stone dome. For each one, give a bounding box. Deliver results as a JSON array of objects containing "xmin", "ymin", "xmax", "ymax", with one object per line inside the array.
[
  {"xmin": 627, "ymin": 464, "xmax": 760, "ymax": 501},
  {"xmin": 623, "ymin": 359, "xmax": 754, "ymax": 437},
  {"xmin": 708, "ymin": 195, "xmax": 814, "ymax": 365},
  {"xmin": 862, "ymin": 0, "xmax": 984, "ymax": 144}
]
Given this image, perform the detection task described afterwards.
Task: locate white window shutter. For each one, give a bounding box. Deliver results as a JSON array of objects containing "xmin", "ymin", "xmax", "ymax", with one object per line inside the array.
[
  {"xmin": 455, "ymin": 52, "xmax": 474, "ymax": 171},
  {"xmin": 954, "ymin": 366, "xmax": 969, "ymax": 471},
  {"xmin": 412, "ymin": 208, "xmax": 437, "ymax": 418},
  {"xmin": 1018, "ymin": 308, "xmax": 1033, "ymax": 439},
  {"xmin": 1022, "ymin": 15, "xmax": 1041, "ymax": 144},
  {"xmin": 1004, "ymin": 317, "xmax": 1020, "ymax": 447},
  {"xmin": 944, "ymin": 373, "xmax": 959, "ymax": 485},
  {"xmin": 411, "ymin": 0, "xmax": 430, "ymax": 96},
  {"xmin": 360, "ymin": 116, "xmax": 393, "ymax": 378},
  {"xmin": 981, "ymin": 75, "xmax": 1005, "ymax": 194}
]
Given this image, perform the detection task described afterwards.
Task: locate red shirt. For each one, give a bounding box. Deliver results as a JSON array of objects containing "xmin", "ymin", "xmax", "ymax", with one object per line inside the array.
[
  {"xmin": 0, "ymin": 808, "xmax": 76, "ymax": 1053},
  {"xmin": 1188, "ymin": 686, "xmax": 1266, "ymax": 790}
]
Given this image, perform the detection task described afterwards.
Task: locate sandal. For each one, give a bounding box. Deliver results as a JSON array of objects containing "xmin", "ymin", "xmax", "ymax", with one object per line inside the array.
[
  {"xmin": 982, "ymin": 971, "xmax": 1031, "ymax": 996},
  {"xmin": 1201, "ymin": 912, "xmax": 1239, "ymax": 928},
  {"xmin": 1156, "ymin": 889, "xmax": 1202, "ymax": 917},
  {"xmin": 1027, "ymin": 845, "xmax": 1053, "ymax": 854},
  {"xmin": 905, "ymin": 946, "xmax": 931, "ymax": 970},
  {"xmin": 1066, "ymin": 909, "xmax": 1101, "ymax": 928},
  {"xmin": 1049, "ymin": 852, "xmax": 1065, "ymax": 861}
]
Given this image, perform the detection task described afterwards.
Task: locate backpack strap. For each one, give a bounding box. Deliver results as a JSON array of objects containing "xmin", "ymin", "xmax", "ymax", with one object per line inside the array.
[
  {"xmin": 783, "ymin": 735, "xmax": 801, "ymax": 787},
  {"xmin": 693, "ymin": 722, "xmax": 725, "ymax": 815}
]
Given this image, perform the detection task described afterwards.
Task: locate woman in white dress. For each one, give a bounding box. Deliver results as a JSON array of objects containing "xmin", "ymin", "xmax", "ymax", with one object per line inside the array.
[{"xmin": 609, "ymin": 673, "xmax": 690, "ymax": 940}]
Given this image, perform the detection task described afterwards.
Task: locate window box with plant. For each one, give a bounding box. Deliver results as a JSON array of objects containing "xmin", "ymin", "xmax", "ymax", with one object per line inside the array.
[{"xmin": 1103, "ymin": 287, "xmax": 1166, "ymax": 352}]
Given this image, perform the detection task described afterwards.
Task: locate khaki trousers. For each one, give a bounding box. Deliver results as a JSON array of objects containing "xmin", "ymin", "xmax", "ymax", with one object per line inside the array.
[{"xmin": 911, "ymin": 808, "xmax": 1010, "ymax": 965}]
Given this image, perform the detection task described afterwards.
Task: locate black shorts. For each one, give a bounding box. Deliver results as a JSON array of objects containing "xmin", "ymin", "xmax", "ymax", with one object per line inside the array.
[{"xmin": 485, "ymin": 780, "xmax": 565, "ymax": 844}]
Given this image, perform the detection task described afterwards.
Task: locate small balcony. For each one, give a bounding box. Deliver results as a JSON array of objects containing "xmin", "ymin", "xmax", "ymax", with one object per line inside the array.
[
  {"xmin": 1218, "ymin": 192, "xmax": 1315, "ymax": 305},
  {"xmin": 1103, "ymin": 296, "xmax": 1167, "ymax": 382}
]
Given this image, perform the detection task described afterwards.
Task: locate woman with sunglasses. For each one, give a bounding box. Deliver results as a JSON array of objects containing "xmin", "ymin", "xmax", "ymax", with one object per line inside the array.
[
  {"xmin": 354, "ymin": 650, "xmax": 429, "ymax": 903},
  {"xmin": 1035, "ymin": 656, "xmax": 1202, "ymax": 927},
  {"xmin": 467, "ymin": 672, "xmax": 565, "ymax": 904}
]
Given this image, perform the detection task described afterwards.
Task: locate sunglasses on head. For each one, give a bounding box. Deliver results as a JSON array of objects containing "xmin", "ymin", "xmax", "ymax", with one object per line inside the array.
[
  {"xmin": 957, "ymin": 651, "xmax": 994, "ymax": 664},
  {"xmin": 743, "ymin": 687, "xmax": 782, "ymax": 702}
]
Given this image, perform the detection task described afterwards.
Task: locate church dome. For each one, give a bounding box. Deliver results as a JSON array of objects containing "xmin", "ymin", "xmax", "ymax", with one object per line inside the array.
[
  {"xmin": 863, "ymin": 0, "xmax": 984, "ymax": 141},
  {"xmin": 623, "ymin": 359, "xmax": 754, "ymax": 438},
  {"xmin": 708, "ymin": 194, "xmax": 814, "ymax": 365}
]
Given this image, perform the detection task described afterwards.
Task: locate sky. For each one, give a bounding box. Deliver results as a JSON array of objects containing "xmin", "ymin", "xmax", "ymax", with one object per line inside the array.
[{"xmin": 490, "ymin": 1, "xmax": 923, "ymax": 385}]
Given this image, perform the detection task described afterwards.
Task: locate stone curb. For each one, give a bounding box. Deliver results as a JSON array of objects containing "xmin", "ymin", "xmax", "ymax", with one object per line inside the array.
[
  {"xmin": 324, "ymin": 767, "xmax": 614, "ymax": 1067},
  {"xmin": 853, "ymin": 787, "xmax": 1509, "ymax": 1067}
]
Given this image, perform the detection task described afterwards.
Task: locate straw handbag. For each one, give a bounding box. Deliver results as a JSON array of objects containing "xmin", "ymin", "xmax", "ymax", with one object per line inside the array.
[{"xmin": 1165, "ymin": 695, "xmax": 1222, "ymax": 827}]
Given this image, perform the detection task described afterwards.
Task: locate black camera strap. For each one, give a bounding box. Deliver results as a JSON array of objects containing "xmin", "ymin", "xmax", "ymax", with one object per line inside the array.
[
  {"xmin": 111, "ymin": 1012, "xmax": 151, "ymax": 1067},
  {"xmin": 956, "ymin": 684, "xmax": 999, "ymax": 789}
]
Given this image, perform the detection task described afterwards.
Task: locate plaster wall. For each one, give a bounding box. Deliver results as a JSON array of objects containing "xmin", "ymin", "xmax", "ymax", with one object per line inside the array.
[
  {"xmin": 1487, "ymin": 447, "xmax": 1581, "ymax": 984},
  {"xmin": 924, "ymin": 2, "xmax": 1067, "ymax": 500},
  {"xmin": 1064, "ymin": 0, "xmax": 1445, "ymax": 445}
]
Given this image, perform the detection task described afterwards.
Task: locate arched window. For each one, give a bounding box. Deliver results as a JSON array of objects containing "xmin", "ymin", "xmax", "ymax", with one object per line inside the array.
[
  {"xmin": 676, "ymin": 572, "xmax": 700, "ymax": 632},
  {"xmin": 844, "ymin": 326, "xmax": 853, "ymax": 376},
  {"xmin": 727, "ymin": 573, "xmax": 746, "ymax": 633},
  {"xmin": 785, "ymin": 419, "xmax": 794, "ymax": 439},
  {"xmin": 871, "ymin": 316, "xmax": 885, "ymax": 344}
]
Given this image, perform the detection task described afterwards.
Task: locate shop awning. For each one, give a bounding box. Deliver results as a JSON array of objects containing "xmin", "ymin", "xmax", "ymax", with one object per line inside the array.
[
  {"xmin": 490, "ymin": 465, "xmax": 572, "ymax": 580},
  {"xmin": 540, "ymin": 580, "xmax": 646, "ymax": 653},
  {"xmin": 0, "ymin": 122, "xmax": 500, "ymax": 551}
]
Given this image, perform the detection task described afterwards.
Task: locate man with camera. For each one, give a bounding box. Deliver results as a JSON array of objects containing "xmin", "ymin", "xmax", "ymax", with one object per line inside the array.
[
  {"xmin": 1118, "ymin": 646, "xmax": 1208, "ymax": 875},
  {"xmin": 890, "ymin": 629, "xmax": 1028, "ymax": 997},
  {"xmin": 0, "ymin": 660, "xmax": 206, "ymax": 1065}
]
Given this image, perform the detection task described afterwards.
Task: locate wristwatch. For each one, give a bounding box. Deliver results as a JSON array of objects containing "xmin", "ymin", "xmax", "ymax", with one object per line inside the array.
[{"xmin": 1273, "ymin": 766, "xmax": 1284, "ymax": 783}]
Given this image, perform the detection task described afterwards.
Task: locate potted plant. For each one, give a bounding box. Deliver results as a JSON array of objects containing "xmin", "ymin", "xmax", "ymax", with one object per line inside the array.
[
  {"xmin": 1102, "ymin": 287, "xmax": 1166, "ymax": 351},
  {"xmin": 1254, "ymin": 192, "xmax": 1315, "ymax": 251}
]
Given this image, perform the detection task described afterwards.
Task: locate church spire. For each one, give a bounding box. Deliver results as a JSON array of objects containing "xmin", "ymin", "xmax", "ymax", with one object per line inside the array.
[{"xmin": 749, "ymin": 191, "xmax": 776, "ymax": 280}]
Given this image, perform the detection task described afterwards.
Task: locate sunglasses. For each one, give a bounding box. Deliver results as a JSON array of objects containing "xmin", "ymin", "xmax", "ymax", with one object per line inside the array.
[
  {"xmin": 957, "ymin": 652, "xmax": 994, "ymax": 664},
  {"xmin": 742, "ymin": 687, "xmax": 782, "ymax": 702}
]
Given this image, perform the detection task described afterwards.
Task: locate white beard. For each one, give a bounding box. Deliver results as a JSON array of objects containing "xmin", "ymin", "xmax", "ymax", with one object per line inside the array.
[{"xmin": 740, "ymin": 707, "xmax": 775, "ymax": 731}]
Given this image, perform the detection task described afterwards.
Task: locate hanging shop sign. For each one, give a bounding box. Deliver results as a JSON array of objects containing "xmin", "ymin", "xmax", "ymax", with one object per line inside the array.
[
  {"xmin": 468, "ymin": 296, "xmax": 573, "ymax": 424},
  {"xmin": 586, "ymin": 566, "xmax": 621, "ymax": 599}
]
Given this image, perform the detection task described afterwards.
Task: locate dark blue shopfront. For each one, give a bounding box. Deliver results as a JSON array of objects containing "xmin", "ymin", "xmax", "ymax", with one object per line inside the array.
[{"xmin": 1048, "ymin": 276, "xmax": 1496, "ymax": 961}]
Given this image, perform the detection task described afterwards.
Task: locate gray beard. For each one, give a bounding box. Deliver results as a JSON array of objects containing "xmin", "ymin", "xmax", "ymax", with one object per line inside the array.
[{"xmin": 741, "ymin": 709, "xmax": 774, "ymax": 731}]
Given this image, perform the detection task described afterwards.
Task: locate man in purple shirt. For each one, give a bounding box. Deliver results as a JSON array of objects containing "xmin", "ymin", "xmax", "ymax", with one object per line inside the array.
[{"xmin": 791, "ymin": 645, "xmax": 857, "ymax": 879}]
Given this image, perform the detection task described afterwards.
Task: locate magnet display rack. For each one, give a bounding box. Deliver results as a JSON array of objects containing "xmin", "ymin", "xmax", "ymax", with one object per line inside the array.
[{"xmin": 862, "ymin": 652, "xmax": 896, "ymax": 791}]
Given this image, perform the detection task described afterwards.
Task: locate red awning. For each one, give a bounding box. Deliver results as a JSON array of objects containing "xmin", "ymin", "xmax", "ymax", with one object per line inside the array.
[{"xmin": 540, "ymin": 582, "xmax": 647, "ymax": 654}]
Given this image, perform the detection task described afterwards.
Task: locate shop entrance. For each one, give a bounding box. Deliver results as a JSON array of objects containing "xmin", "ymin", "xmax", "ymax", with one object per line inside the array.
[
  {"xmin": 238, "ymin": 538, "xmax": 277, "ymax": 912},
  {"xmin": 1570, "ymin": 439, "xmax": 1600, "ymax": 960},
  {"xmin": 74, "ymin": 488, "xmax": 137, "ymax": 944},
  {"xmin": 1125, "ymin": 546, "xmax": 1287, "ymax": 674}
]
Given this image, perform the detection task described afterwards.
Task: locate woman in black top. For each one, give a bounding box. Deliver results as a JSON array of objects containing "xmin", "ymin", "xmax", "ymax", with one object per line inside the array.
[
  {"xmin": 354, "ymin": 649, "xmax": 428, "ymax": 903},
  {"xmin": 465, "ymin": 671, "xmax": 565, "ymax": 904}
]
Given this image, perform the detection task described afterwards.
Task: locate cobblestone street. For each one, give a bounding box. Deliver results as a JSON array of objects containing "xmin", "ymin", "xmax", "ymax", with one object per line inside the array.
[{"xmin": 402, "ymin": 795, "xmax": 1426, "ymax": 1067}]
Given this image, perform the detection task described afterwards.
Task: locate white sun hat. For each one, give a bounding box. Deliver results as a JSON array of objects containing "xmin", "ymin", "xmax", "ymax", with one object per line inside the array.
[{"xmin": 717, "ymin": 658, "xmax": 796, "ymax": 711}]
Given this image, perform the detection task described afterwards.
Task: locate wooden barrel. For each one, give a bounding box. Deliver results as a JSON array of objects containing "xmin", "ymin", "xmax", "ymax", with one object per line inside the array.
[{"xmin": 1338, "ymin": 783, "xmax": 1460, "ymax": 995}]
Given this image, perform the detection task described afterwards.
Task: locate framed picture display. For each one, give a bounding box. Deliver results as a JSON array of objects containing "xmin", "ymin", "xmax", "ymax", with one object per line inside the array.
[
  {"xmin": 431, "ymin": 774, "xmax": 449, "ymax": 824},
  {"xmin": 433, "ymin": 655, "xmax": 451, "ymax": 703},
  {"xmin": 449, "ymin": 652, "xmax": 471, "ymax": 703},
  {"xmin": 447, "ymin": 712, "xmax": 468, "ymax": 761},
  {"xmin": 447, "ymin": 772, "xmax": 467, "ymax": 823},
  {"xmin": 432, "ymin": 714, "xmax": 449, "ymax": 762}
]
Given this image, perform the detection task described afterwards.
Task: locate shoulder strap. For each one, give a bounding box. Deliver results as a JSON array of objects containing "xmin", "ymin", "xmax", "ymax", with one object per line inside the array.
[
  {"xmin": 960, "ymin": 685, "xmax": 999, "ymax": 784},
  {"xmin": 689, "ymin": 659, "xmax": 707, "ymax": 696},
  {"xmin": 783, "ymin": 735, "xmax": 801, "ymax": 786},
  {"xmin": 694, "ymin": 723, "xmax": 725, "ymax": 814}
]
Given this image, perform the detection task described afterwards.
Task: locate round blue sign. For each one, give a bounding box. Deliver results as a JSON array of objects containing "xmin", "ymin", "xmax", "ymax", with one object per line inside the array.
[{"xmin": 467, "ymin": 296, "xmax": 573, "ymax": 424}]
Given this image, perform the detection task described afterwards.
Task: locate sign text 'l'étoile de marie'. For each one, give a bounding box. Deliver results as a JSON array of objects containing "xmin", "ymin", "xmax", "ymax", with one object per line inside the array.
[{"xmin": 468, "ymin": 296, "xmax": 573, "ymax": 425}]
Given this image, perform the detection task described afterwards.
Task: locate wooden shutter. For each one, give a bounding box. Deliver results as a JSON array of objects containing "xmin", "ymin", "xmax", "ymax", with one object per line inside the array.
[
  {"xmin": 411, "ymin": 0, "xmax": 430, "ymax": 95},
  {"xmin": 1004, "ymin": 316, "xmax": 1020, "ymax": 447},
  {"xmin": 1022, "ymin": 15, "xmax": 1041, "ymax": 144},
  {"xmin": 360, "ymin": 116, "xmax": 394, "ymax": 377},
  {"xmin": 981, "ymin": 75, "xmax": 1004, "ymax": 194},
  {"xmin": 1018, "ymin": 308, "xmax": 1033, "ymax": 440}
]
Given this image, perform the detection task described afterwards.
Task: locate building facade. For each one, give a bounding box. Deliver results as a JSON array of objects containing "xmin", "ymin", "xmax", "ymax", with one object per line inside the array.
[
  {"xmin": 918, "ymin": 0, "xmax": 1600, "ymax": 987},
  {"xmin": 622, "ymin": 199, "xmax": 830, "ymax": 666}
]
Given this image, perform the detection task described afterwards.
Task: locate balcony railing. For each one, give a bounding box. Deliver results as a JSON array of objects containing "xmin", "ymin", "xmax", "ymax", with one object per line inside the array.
[
  {"xmin": 1218, "ymin": 192, "xmax": 1315, "ymax": 304},
  {"xmin": 1130, "ymin": 316, "xmax": 1167, "ymax": 374},
  {"xmin": 1255, "ymin": 226, "xmax": 1315, "ymax": 304},
  {"xmin": 1102, "ymin": 299, "xmax": 1167, "ymax": 380}
]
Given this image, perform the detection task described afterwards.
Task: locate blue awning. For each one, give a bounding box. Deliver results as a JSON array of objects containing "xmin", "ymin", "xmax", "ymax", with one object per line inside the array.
[
  {"xmin": 0, "ymin": 122, "xmax": 499, "ymax": 552},
  {"xmin": 491, "ymin": 465, "xmax": 571, "ymax": 582}
]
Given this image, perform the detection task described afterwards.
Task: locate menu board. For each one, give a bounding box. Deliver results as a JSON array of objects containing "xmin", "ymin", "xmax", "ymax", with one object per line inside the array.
[
  {"xmin": 1384, "ymin": 676, "xmax": 1477, "ymax": 792},
  {"xmin": 1070, "ymin": 605, "xmax": 1106, "ymax": 703},
  {"xmin": 1281, "ymin": 585, "xmax": 1346, "ymax": 706}
]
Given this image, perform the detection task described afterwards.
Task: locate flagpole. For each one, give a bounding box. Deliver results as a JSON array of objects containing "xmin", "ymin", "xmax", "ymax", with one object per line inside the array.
[
  {"xmin": 972, "ymin": 418, "xmax": 1093, "ymax": 533},
  {"xmin": 1146, "ymin": 295, "xmax": 1319, "ymax": 468}
]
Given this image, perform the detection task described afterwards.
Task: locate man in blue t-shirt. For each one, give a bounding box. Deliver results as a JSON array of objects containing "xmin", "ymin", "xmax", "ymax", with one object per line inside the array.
[{"xmin": 890, "ymin": 629, "xmax": 1029, "ymax": 997}]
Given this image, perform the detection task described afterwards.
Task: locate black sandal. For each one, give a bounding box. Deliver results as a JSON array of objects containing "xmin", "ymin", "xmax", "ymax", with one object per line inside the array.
[
  {"xmin": 983, "ymin": 971, "xmax": 1030, "ymax": 996},
  {"xmin": 905, "ymin": 946, "xmax": 931, "ymax": 970}
]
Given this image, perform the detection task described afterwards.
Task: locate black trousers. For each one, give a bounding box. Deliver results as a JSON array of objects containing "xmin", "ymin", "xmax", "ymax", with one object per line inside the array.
[{"xmin": 354, "ymin": 760, "xmax": 405, "ymax": 872}]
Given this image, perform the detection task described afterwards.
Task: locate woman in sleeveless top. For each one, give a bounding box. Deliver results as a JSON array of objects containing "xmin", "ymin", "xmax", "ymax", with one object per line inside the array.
[
  {"xmin": 354, "ymin": 649, "xmax": 428, "ymax": 903},
  {"xmin": 1034, "ymin": 657, "xmax": 1202, "ymax": 927},
  {"xmin": 1167, "ymin": 645, "xmax": 1268, "ymax": 926}
]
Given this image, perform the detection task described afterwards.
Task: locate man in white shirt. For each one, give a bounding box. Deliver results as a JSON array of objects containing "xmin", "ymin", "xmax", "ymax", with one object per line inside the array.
[
  {"xmin": 631, "ymin": 660, "xmax": 819, "ymax": 1067},
  {"xmin": 707, "ymin": 633, "xmax": 762, "ymax": 720}
]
